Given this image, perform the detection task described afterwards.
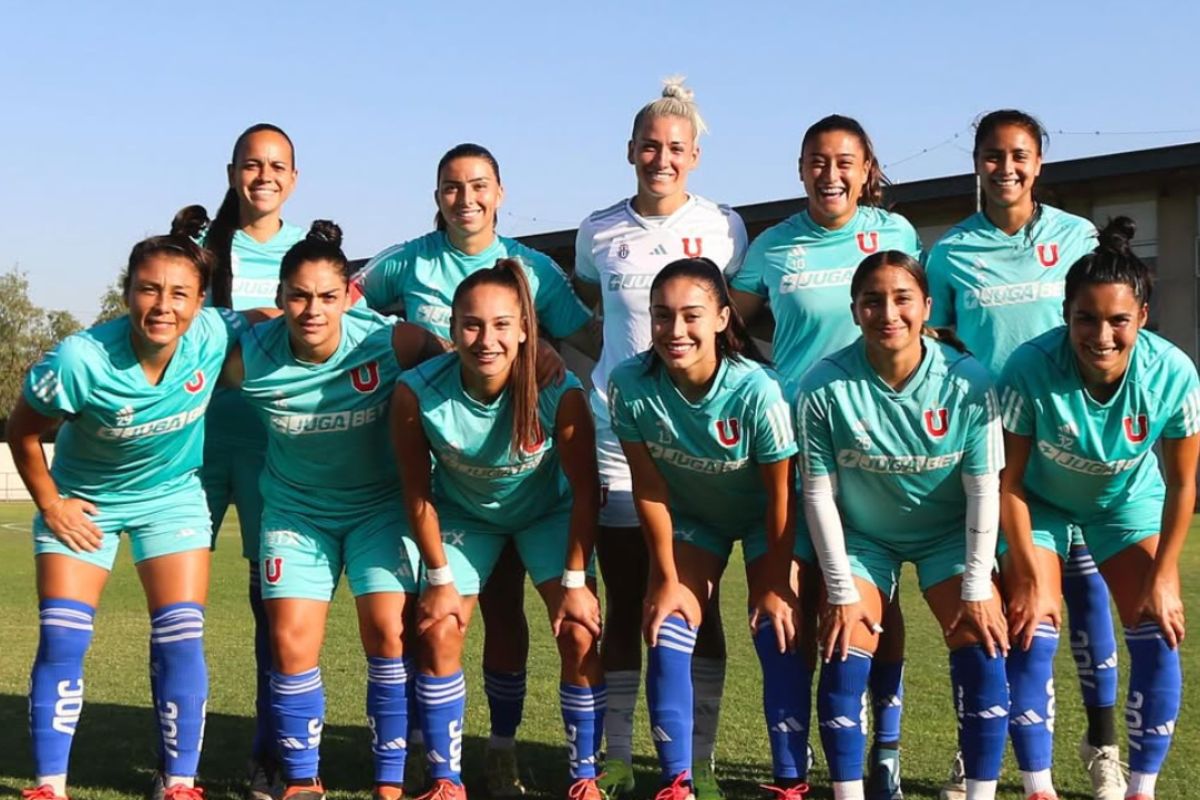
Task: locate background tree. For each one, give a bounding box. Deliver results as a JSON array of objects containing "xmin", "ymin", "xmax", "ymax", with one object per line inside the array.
[
  {"xmin": 94, "ymin": 277, "xmax": 126, "ymax": 325},
  {"xmin": 0, "ymin": 267, "xmax": 82, "ymax": 431}
]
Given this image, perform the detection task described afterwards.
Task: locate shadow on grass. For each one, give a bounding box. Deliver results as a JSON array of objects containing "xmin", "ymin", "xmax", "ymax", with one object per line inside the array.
[{"xmin": 0, "ymin": 693, "xmax": 581, "ymax": 800}]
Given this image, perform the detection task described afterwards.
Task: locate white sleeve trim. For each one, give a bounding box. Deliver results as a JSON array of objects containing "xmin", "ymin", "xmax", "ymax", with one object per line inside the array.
[
  {"xmin": 961, "ymin": 470, "xmax": 1000, "ymax": 602},
  {"xmin": 802, "ymin": 474, "xmax": 860, "ymax": 605}
]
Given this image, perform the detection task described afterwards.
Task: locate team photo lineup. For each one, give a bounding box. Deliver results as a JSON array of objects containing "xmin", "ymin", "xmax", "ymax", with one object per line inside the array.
[{"xmin": 8, "ymin": 77, "xmax": 1200, "ymax": 800}]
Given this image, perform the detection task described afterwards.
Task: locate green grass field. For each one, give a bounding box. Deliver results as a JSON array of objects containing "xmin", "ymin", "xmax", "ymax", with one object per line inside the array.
[{"xmin": 0, "ymin": 503, "xmax": 1196, "ymax": 800}]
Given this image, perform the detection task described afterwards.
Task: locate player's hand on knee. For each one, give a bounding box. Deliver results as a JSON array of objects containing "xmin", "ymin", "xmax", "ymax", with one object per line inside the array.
[
  {"xmin": 552, "ymin": 586, "xmax": 602, "ymax": 638},
  {"xmin": 749, "ymin": 584, "xmax": 800, "ymax": 654},
  {"xmin": 418, "ymin": 584, "xmax": 467, "ymax": 635},
  {"xmin": 1136, "ymin": 570, "xmax": 1186, "ymax": 648},
  {"xmin": 948, "ymin": 598, "xmax": 1009, "ymax": 657},
  {"xmin": 1006, "ymin": 577, "xmax": 1062, "ymax": 651},
  {"xmin": 42, "ymin": 497, "xmax": 103, "ymax": 552},
  {"xmin": 819, "ymin": 600, "xmax": 877, "ymax": 663},
  {"xmin": 642, "ymin": 578, "xmax": 700, "ymax": 647}
]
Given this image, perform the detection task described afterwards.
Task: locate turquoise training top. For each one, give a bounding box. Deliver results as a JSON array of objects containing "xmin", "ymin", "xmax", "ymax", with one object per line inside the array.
[
  {"xmin": 24, "ymin": 308, "xmax": 246, "ymax": 501},
  {"xmin": 398, "ymin": 351, "xmax": 582, "ymax": 526}
]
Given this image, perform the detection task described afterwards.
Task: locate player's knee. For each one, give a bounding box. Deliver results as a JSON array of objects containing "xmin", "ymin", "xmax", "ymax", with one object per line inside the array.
[
  {"xmin": 361, "ymin": 618, "xmax": 406, "ymax": 659},
  {"xmin": 555, "ymin": 618, "xmax": 598, "ymax": 666},
  {"xmin": 270, "ymin": 617, "xmax": 320, "ymax": 672},
  {"xmin": 419, "ymin": 615, "xmax": 465, "ymax": 657},
  {"xmin": 945, "ymin": 627, "xmax": 984, "ymax": 651}
]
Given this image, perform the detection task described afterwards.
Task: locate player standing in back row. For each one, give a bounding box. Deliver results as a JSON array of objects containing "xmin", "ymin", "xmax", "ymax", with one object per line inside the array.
[{"xmin": 573, "ymin": 77, "xmax": 748, "ymax": 799}]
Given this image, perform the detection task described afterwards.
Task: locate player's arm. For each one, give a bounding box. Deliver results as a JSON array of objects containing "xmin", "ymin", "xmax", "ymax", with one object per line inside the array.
[
  {"xmin": 573, "ymin": 278, "xmax": 601, "ymax": 311},
  {"xmin": 1142, "ymin": 431, "xmax": 1200, "ymax": 647},
  {"xmin": 219, "ymin": 342, "xmax": 245, "ymax": 388},
  {"xmin": 751, "ymin": 455, "xmax": 799, "ymax": 652},
  {"xmin": 389, "ymin": 382, "xmax": 464, "ymax": 632},
  {"xmin": 550, "ymin": 388, "xmax": 602, "ymax": 638},
  {"xmin": 391, "ymin": 322, "xmax": 451, "ymax": 369},
  {"xmin": 6, "ymin": 397, "xmax": 102, "ymax": 552},
  {"xmin": 997, "ymin": 430, "xmax": 1054, "ymax": 647},
  {"xmin": 560, "ymin": 317, "xmax": 602, "ymax": 361}
]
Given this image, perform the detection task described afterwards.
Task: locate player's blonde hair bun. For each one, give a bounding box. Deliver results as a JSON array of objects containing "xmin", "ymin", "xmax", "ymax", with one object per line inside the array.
[{"xmin": 632, "ymin": 75, "xmax": 709, "ymax": 139}]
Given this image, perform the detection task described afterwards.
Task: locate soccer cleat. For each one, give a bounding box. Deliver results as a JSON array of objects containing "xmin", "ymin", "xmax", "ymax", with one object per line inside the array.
[
  {"xmin": 938, "ymin": 752, "xmax": 965, "ymax": 800},
  {"xmin": 565, "ymin": 778, "xmax": 604, "ymax": 800},
  {"xmin": 406, "ymin": 740, "xmax": 428, "ymax": 794},
  {"xmin": 597, "ymin": 758, "xmax": 636, "ymax": 798},
  {"xmin": 654, "ymin": 772, "xmax": 695, "ymax": 800},
  {"xmin": 691, "ymin": 759, "xmax": 722, "ymax": 800},
  {"xmin": 1025, "ymin": 792, "xmax": 1057, "ymax": 800},
  {"xmin": 22, "ymin": 786, "xmax": 68, "ymax": 800},
  {"xmin": 247, "ymin": 758, "xmax": 284, "ymax": 800},
  {"xmin": 485, "ymin": 746, "xmax": 527, "ymax": 798},
  {"xmin": 414, "ymin": 779, "xmax": 467, "ymax": 800},
  {"xmin": 1078, "ymin": 737, "xmax": 1127, "ymax": 800},
  {"xmin": 373, "ymin": 785, "xmax": 405, "ymax": 800},
  {"xmin": 758, "ymin": 783, "xmax": 810, "ymax": 800},
  {"xmin": 281, "ymin": 782, "xmax": 326, "ymax": 800},
  {"xmin": 162, "ymin": 786, "xmax": 206, "ymax": 800},
  {"xmin": 150, "ymin": 771, "xmax": 166, "ymax": 800},
  {"xmin": 866, "ymin": 744, "xmax": 903, "ymax": 800}
]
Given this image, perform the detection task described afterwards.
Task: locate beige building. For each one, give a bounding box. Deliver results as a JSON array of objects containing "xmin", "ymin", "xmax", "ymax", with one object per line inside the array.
[{"xmin": 520, "ymin": 141, "xmax": 1200, "ymax": 363}]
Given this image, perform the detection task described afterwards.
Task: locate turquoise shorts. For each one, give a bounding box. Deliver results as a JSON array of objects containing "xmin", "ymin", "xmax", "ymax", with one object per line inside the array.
[
  {"xmin": 202, "ymin": 431, "xmax": 266, "ymax": 561},
  {"xmin": 998, "ymin": 497, "xmax": 1159, "ymax": 565},
  {"xmin": 432, "ymin": 507, "xmax": 590, "ymax": 595},
  {"xmin": 674, "ymin": 514, "xmax": 816, "ymax": 566},
  {"xmin": 846, "ymin": 530, "xmax": 969, "ymax": 599},
  {"xmin": 34, "ymin": 487, "xmax": 213, "ymax": 570},
  {"xmin": 259, "ymin": 506, "xmax": 419, "ymax": 601}
]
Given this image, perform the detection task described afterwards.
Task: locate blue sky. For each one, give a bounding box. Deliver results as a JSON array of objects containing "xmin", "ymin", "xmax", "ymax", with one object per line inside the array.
[{"xmin": 4, "ymin": 0, "xmax": 1199, "ymax": 322}]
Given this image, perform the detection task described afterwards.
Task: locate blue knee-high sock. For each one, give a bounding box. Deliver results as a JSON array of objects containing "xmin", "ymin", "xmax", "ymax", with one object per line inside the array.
[
  {"xmin": 817, "ymin": 647, "xmax": 871, "ymax": 783},
  {"xmin": 868, "ymin": 658, "xmax": 904, "ymax": 746},
  {"xmin": 29, "ymin": 600, "xmax": 95, "ymax": 779},
  {"xmin": 1125, "ymin": 623, "xmax": 1181, "ymax": 776},
  {"xmin": 271, "ymin": 667, "xmax": 324, "ymax": 781},
  {"xmin": 1063, "ymin": 546, "xmax": 1118, "ymax": 708},
  {"xmin": 1007, "ymin": 623, "xmax": 1058, "ymax": 771},
  {"xmin": 752, "ymin": 617, "xmax": 812, "ymax": 781},
  {"xmin": 249, "ymin": 564, "xmax": 276, "ymax": 762},
  {"xmin": 483, "ymin": 669, "xmax": 526, "ymax": 740},
  {"xmin": 949, "ymin": 645, "xmax": 1009, "ymax": 782},
  {"xmin": 150, "ymin": 603, "xmax": 208, "ymax": 779},
  {"xmin": 367, "ymin": 657, "xmax": 410, "ymax": 784},
  {"xmin": 416, "ymin": 672, "xmax": 466, "ymax": 784},
  {"xmin": 647, "ymin": 615, "xmax": 696, "ymax": 783},
  {"xmin": 561, "ymin": 683, "xmax": 605, "ymax": 780}
]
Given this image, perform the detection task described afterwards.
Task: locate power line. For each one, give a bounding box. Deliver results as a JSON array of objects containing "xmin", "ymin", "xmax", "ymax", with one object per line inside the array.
[
  {"xmin": 883, "ymin": 127, "xmax": 971, "ymax": 170},
  {"xmin": 1051, "ymin": 127, "xmax": 1200, "ymax": 137}
]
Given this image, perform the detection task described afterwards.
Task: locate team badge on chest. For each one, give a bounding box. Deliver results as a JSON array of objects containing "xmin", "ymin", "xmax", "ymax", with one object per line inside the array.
[
  {"xmin": 682, "ymin": 237, "xmax": 703, "ymax": 258},
  {"xmin": 184, "ymin": 370, "xmax": 206, "ymax": 394},
  {"xmin": 1036, "ymin": 243, "xmax": 1059, "ymax": 268},
  {"xmin": 350, "ymin": 362, "xmax": 381, "ymax": 393},
  {"xmin": 1123, "ymin": 414, "xmax": 1149, "ymax": 443},
  {"xmin": 923, "ymin": 408, "xmax": 949, "ymax": 439},
  {"xmin": 714, "ymin": 417, "xmax": 741, "ymax": 447},
  {"xmin": 856, "ymin": 232, "xmax": 879, "ymax": 254}
]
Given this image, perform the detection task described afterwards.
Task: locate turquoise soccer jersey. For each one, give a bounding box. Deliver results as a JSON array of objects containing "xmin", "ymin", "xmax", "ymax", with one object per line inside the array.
[
  {"xmin": 23, "ymin": 308, "xmax": 246, "ymax": 501},
  {"xmin": 926, "ymin": 206, "xmax": 1097, "ymax": 375},
  {"xmin": 607, "ymin": 355, "xmax": 797, "ymax": 532},
  {"xmin": 238, "ymin": 306, "xmax": 403, "ymax": 519},
  {"xmin": 398, "ymin": 352, "xmax": 582, "ymax": 526},
  {"xmin": 796, "ymin": 338, "xmax": 1003, "ymax": 543},
  {"xmin": 731, "ymin": 207, "xmax": 921, "ymax": 393},
  {"xmin": 998, "ymin": 327, "xmax": 1200, "ymax": 521},
  {"xmin": 356, "ymin": 231, "xmax": 591, "ymax": 340},
  {"xmin": 202, "ymin": 222, "xmax": 306, "ymax": 309}
]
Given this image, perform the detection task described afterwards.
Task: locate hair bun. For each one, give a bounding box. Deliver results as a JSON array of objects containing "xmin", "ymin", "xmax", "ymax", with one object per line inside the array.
[
  {"xmin": 1098, "ymin": 215, "xmax": 1136, "ymax": 255},
  {"xmin": 661, "ymin": 75, "xmax": 694, "ymax": 103},
  {"xmin": 307, "ymin": 220, "xmax": 343, "ymax": 247},
  {"xmin": 171, "ymin": 205, "xmax": 210, "ymax": 239}
]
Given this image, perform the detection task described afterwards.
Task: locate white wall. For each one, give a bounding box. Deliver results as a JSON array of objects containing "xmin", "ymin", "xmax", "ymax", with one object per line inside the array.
[{"xmin": 0, "ymin": 445, "xmax": 52, "ymax": 502}]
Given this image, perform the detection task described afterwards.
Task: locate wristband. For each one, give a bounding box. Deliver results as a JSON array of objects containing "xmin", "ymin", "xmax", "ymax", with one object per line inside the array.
[
  {"xmin": 561, "ymin": 569, "xmax": 587, "ymax": 589},
  {"xmin": 426, "ymin": 565, "xmax": 454, "ymax": 586}
]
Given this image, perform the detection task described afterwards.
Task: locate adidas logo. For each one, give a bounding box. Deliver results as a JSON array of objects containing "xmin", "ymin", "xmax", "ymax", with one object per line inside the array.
[
  {"xmin": 820, "ymin": 716, "xmax": 859, "ymax": 730},
  {"xmin": 651, "ymin": 244, "xmax": 669, "ymax": 256},
  {"xmin": 773, "ymin": 717, "xmax": 805, "ymax": 733},
  {"xmin": 427, "ymin": 750, "xmax": 448, "ymax": 764},
  {"xmin": 651, "ymin": 725, "xmax": 672, "ymax": 742},
  {"xmin": 1011, "ymin": 709, "xmax": 1046, "ymax": 726}
]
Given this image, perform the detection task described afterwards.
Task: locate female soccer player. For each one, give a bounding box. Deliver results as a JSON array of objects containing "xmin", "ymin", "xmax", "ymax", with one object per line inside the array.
[
  {"xmin": 573, "ymin": 78, "xmax": 747, "ymax": 798},
  {"xmin": 9, "ymin": 212, "xmax": 258, "ymax": 800},
  {"xmin": 200, "ymin": 122, "xmax": 305, "ymax": 800},
  {"xmin": 390, "ymin": 259, "xmax": 605, "ymax": 800},
  {"xmin": 797, "ymin": 251, "xmax": 1009, "ymax": 800},
  {"xmin": 608, "ymin": 258, "xmax": 807, "ymax": 800},
  {"xmin": 731, "ymin": 115, "xmax": 921, "ymax": 798},
  {"xmin": 996, "ymin": 218, "xmax": 1198, "ymax": 800},
  {"xmin": 221, "ymin": 222, "xmax": 453, "ymax": 800},
  {"xmin": 924, "ymin": 110, "xmax": 1121, "ymax": 800},
  {"xmin": 356, "ymin": 143, "xmax": 596, "ymax": 796}
]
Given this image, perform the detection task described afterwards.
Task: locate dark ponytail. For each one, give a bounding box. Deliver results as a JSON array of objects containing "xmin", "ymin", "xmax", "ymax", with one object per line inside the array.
[
  {"xmin": 123, "ymin": 206, "xmax": 214, "ymax": 294},
  {"xmin": 645, "ymin": 258, "xmax": 766, "ymax": 373},
  {"xmin": 451, "ymin": 258, "xmax": 540, "ymax": 455},
  {"xmin": 279, "ymin": 221, "xmax": 349, "ymax": 284},
  {"xmin": 207, "ymin": 123, "xmax": 296, "ymax": 308},
  {"xmin": 1064, "ymin": 216, "xmax": 1152, "ymax": 308}
]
